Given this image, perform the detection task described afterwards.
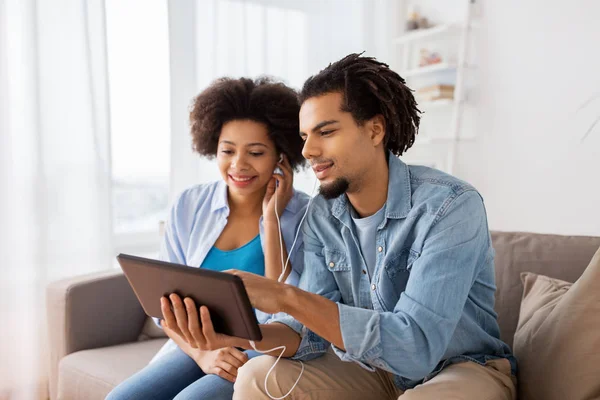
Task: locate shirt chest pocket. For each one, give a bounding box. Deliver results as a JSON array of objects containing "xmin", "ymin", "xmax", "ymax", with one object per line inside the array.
[
  {"xmin": 323, "ymin": 248, "xmax": 352, "ymax": 272},
  {"xmin": 385, "ymin": 248, "xmax": 419, "ymax": 275},
  {"xmin": 379, "ymin": 248, "xmax": 420, "ymax": 306}
]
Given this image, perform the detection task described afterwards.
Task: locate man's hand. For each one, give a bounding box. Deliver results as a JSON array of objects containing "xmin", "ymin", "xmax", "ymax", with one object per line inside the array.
[
  {"xmin": 226, "ymin": 270, "xmax": 290, "ymax": 314},
  {"xmin": 160, "ymin": 294, "xmax": 241, "ymax": 351}
]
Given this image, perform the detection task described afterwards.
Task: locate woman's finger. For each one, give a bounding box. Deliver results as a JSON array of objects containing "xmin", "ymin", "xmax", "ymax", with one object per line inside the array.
[
  {"xmin": 170, "ymin": 294, "xmax": 195, "ymax": 345},
  {"xmin": 273, "ymin": 174, "xmax": 286, "ymax": 191},
  {"xmin": 184, "ymin": 297, "xmax": 206, "ymax": 348},
  {"xmin": 278, "ymin": 154, "xmax": 293, "ymax": 193},
  {"xmin": 160, "ymin": 297, "xmax": 181, "ymax": 336},
  {"xmin": 225, "ymin": 347, "xmax": 249, "ymax": 367},
  {"xmin": 199, "ymin": 306, "xmax": 218, "ymax": 345},
  {"xmin": 212, "ymin": 367, "xmax": 236, "ymax": 383},
  {"xmin": 216, "ymin": 359, "xmax": 239, "ymax": 377}
]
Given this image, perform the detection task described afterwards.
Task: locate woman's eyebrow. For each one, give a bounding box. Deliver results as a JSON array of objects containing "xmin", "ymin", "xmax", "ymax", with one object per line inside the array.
[{"xmin": 219, "ymin": 140, "xmax": 268, "ymax": 148}]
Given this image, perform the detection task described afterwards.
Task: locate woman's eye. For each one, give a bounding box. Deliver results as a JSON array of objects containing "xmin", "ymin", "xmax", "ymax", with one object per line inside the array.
[
  {"xmin": 250, "ymin": 152, "xmax": 264, "ymax": 157},
  {"xmin": 221, "ymin": 150, "xmax": 234, "ymax": 155}
]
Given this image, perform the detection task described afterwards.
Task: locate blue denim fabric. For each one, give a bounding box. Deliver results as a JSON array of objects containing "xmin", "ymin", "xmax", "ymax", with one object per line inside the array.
[
  {"xmin": 268, "ymin": 153, "xmax": 516, "ymax": 390},
  {"xmin": 105, "ymin": 347, "xmax": 261, "ymax": 400}
]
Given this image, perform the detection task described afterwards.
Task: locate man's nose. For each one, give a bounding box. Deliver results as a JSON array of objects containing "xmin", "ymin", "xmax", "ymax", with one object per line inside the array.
[{"xmin": 302, "ymin": 134, "xmax": 321, "ymax": 161}]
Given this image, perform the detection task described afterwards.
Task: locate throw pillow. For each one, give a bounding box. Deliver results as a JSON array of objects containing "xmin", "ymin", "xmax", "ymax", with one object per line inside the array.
[{"xmin": 513, "ymin": 246, "xmax": 600, "ymax": 400}]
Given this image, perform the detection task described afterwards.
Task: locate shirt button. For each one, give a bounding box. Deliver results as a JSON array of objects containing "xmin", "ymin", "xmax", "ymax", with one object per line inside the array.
[
  {"xmin": 362, "ymin": 269, "xmax": 367, "ymax": 275},
  {"xmin": 377, "ymin": 246, "xmax": 383, "ymax": 253},
  {"xmin": 371, "ymin": 284, "xmax": 376, "ymax": 290},
  {"xmin": 329, "ymin": 262, "xmax": 335, "ymax": 267}
]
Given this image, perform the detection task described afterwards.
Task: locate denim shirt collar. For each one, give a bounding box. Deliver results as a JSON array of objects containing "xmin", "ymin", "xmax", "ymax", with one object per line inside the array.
[
  {"xmin": 210, "ymin": 179, "xmax": 303, "ymax": 214},
  {"xmin": 332, "ymin": 152, "xmax": 412, "ymax": 225}
]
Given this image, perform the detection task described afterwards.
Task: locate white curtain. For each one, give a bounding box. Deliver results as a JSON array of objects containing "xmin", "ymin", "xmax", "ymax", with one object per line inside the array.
[{"xmin": 0, "ymin": 0, "xmax": 113, "ymax": 398}]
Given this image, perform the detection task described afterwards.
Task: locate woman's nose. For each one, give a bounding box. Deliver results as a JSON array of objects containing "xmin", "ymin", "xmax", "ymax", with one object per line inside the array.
[{"xmin": 231, "ymin": 153, "xmax": 249, "ymax": 169}]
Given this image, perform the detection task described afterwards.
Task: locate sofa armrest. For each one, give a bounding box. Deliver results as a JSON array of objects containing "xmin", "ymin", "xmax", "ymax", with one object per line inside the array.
[{"xmin": 46, "ymin": 269, "xmax": 146, "ymax": 400}]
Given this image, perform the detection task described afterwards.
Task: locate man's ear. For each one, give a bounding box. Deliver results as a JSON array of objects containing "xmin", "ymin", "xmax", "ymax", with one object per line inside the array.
[{"xmin": 369, "ymin": 114, "xmax": 386, "ymax": 146}]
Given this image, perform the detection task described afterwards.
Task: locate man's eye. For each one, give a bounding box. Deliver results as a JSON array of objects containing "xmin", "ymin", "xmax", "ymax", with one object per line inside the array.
[{"xmin": 321, "ymin": 130, "xmax": 334, "ymax": 136}]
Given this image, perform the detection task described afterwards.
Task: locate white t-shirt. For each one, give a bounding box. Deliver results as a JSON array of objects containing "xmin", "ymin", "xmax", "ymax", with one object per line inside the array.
[{"xmin": 351, "ymin": 205, "xmax": 386, "ymax": 279}]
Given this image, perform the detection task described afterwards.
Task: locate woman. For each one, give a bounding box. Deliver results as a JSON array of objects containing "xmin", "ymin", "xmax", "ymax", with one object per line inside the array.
[{"xmin": 106, "ymin": 77, "xmax": 310, "ymax": 400}]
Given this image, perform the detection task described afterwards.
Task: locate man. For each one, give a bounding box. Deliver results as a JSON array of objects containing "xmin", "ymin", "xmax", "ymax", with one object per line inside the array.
[{"xmin": 162, "ymin": 53, "xmax": 517, "ymax": 399}]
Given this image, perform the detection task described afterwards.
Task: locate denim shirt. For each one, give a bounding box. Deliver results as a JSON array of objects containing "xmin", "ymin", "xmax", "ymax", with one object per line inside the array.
[
  {"xmin": 150, "ymin": 180, "xmax": 311, "ymax": 362},
  {"xmin": 268, "ymin": 153, "xmax": 516, "ymax": 390}
]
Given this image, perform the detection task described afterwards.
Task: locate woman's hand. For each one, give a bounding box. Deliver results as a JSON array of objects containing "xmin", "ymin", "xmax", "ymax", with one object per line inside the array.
[
  {"xmin": 161, "ymin": 320, "xmax": 248, "ymax": 383},
  {"xmin": 194, "ymin": 347, "xmax": 249, "ymax": 383},
  {"xmin": 262, "ymin": 153, "xmax": 293, "ymax": 225},
  {"xmin": 160, "ymin": 294, "xmax": 242, "ymax": 351}
]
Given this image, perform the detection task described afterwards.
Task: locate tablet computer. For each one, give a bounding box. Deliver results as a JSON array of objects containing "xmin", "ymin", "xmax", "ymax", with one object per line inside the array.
[{"xmin": 117, "ymin": 253, "xmax": 262, "ymax": 341}]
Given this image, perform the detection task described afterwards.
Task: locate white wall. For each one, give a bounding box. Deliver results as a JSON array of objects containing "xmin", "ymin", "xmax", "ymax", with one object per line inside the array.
[
  {"xmin": 169, "ymin": 1, "xmax": 600, "ymax": 236},
  {"xmin": 453, "ymin": 0, "xmax": 600, "ymax": 236}
]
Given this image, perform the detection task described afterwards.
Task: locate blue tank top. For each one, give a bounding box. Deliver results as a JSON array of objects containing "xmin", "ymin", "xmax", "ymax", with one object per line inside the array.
[{"xmin": 200, "ymin": 234, "xmax": 265, "ymax": 276}]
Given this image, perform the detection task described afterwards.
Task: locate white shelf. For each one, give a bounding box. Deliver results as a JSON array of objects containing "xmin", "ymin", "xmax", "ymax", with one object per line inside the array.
[
  {"xmin": 402, "ymin": 62, "xmax": 457, "ymax": 77},
  {"xmin": 394, "ymin": 24, "xmax": 463, "ymax": 45}
]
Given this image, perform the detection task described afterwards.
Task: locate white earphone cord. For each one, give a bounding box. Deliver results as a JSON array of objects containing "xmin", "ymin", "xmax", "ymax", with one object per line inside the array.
[{"xmin": 254, "ymin": 176, "xmax": 317, "ymax": 399}]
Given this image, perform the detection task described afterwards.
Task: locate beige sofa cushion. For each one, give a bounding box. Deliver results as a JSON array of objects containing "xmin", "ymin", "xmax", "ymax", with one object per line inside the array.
[
  {"xmin": 491, "ymin": 231, "xmax": 600, "ymax": 347},
  {"xmin": 57, "ymin": 338, "xmax": 167, "ymax": 400},
  {"xmin": 513, "ymin": 246, "xmax": 600, "ymax": 400},
  {"xmin": 138, "ymin": 316, "xmax": 168, "ymax": 341}
]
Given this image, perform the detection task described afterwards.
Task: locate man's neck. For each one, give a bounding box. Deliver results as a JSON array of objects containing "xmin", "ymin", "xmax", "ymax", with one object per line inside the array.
[{"xmin": 347, "ymin": 154, "xmax": 389, "ymax": 218}]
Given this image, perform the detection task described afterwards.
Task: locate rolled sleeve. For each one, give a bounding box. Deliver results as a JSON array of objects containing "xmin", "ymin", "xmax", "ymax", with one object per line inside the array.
[
  {"xmin": 267, "ymin": 314, "xmax": 329, "ymax": 361},
  {"xmin": 332, "ymin": 303, "xmax": 379, "ymax": 371}
]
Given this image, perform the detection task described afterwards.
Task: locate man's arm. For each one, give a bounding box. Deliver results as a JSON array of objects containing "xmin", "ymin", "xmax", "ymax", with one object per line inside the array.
[
  {"xmin": 253, "ymin": 190, "xmax": 492, "ymax": 380},
  {"xmin": 323, "ymin": 191, "xmax": 492, "ymax": 380}
]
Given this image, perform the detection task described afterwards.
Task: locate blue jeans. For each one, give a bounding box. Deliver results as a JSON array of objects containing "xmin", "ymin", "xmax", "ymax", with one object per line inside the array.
[{"xmin": 105, "ymin": 347, "xmax": 261, "ymax": 400}]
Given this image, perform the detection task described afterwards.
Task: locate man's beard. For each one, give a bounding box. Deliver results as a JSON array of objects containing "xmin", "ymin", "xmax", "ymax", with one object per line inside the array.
[{"xmin": 319, "ymin": 177, "xmax": 350, "ymax": 200}]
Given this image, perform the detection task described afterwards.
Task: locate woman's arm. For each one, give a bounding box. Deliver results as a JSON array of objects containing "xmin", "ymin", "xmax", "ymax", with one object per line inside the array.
[
  {"xmin": 263, "ymin": 220, "xmax": 292, "ymax": 282},
  {"xmin": 262, "ymin": 154, "xmax": 295, "ymax": 282}
]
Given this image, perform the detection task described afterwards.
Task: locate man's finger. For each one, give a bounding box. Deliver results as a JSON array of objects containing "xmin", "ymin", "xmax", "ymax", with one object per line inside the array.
[{"xmin": 223, "ymin": 269, "xmax": 241, "ymax": 276}]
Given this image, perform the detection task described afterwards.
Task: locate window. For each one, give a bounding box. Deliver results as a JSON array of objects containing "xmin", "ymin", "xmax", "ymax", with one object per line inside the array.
[
  {"xmin": 209, "ymin": 0, "xmax": 308, "ymax": 89},
  {"xmin": 105, "ymin": 0, "xmax": 171, "ymax": 254}
]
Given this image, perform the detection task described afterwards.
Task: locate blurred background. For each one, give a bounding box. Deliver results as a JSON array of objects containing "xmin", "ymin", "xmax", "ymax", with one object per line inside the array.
[{"xmin": 1, "ymin": 0, "xmax": 599, "ymax": 398}]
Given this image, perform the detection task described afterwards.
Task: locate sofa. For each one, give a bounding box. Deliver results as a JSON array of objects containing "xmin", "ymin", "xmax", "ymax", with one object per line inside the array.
[{"xmin": 46, "ymin": 231, "xmax": 600, "ymax": 400}]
